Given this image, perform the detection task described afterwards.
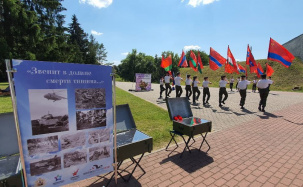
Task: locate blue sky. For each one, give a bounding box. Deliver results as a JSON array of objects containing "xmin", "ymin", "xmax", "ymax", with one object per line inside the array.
[{"xmin": 62, "ymin": 0, "xmax": 303, "ymax": 65}]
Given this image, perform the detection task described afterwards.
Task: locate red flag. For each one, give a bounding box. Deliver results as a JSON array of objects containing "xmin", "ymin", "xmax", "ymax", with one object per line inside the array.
[
  {"xmin": 227, "ymin": 46, "xmax": 239, "ymax": 74},
  {"xmin": 268, "ymin": 38, "xmax": 295, "ymax": 68},
  {"xmin": 189, "ymin": 50, "xmax": 198, "ymax": 72},
  {"xmin": 178, "ymin": 50, "xmax": 188, "ymax": 67},
  {"xmin": 266, "ymin": 63, "xmax": 274, "ymax": 77},
  {"xmin": 197, "ymin": 50, "xmax": 203, "ymax": 74},
  {"xmin": 225, "ymin": 62, "xmax": 233, "ymax": 74},
  {"xmin": 245, "ymin": 66, "xmax": 248, "ymax": 77},
  {"xmin": 246, "ymin": 45, "xmax": 257, "ymax": 73},
  {"xmin": 161, "ymin": 55, "xmax": 172, "ymax": 71},
  {"xmin": 209, "ymin": 47, "xmax": 226, "ymax": 71},
  {"xmin": 256, "ymin": 62, "xmax": 264, "ymax": 78}
]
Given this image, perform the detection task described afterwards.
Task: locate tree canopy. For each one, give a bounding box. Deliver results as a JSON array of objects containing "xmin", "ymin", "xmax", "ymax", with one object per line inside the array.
[{"xmin": 0, "ymin": 0, "xmax": 107, "ymax": 82}]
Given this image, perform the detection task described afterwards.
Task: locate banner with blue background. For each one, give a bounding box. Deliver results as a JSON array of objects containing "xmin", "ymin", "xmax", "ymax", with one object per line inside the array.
[{"xmin": 12, "ymin": 60, "xmax": 113, "ymax": 187}]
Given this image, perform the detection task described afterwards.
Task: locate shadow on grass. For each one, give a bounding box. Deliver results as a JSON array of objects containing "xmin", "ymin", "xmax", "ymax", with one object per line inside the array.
[{"xmin": 160, "ymin": 148, "xmax": 214, "ymax": 173}]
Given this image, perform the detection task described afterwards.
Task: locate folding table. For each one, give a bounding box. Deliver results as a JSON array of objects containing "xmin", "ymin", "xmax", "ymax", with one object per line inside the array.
[{"xmin": 166, "ymin": 97, "xmax": 212, "ymax": 157}]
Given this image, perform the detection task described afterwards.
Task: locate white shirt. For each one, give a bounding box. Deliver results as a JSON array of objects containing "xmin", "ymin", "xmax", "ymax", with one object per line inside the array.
[
  {"xmin": 202, "ymin": 81, "xmax": 209, "ymax": 88},
  {"xmin": 193, "ymin": 81, "xmax": 199, "ymax": 87},
  {"xmin": 185, "ymin": 78, "xmax": 192, "ymax": 86},
  {"xmin": 219, "ymin": 80, "xmax": 228, "ymax": 87},
  {"xmin": 257, "ymin": 79, "xmax": 273, "ymax": 89},
  {"xmin": 253, "ymin": 80, "xmax": 257, "ymax": 84},
  {"xmin": 237, "ymin": 80, "xmax": 251, "ymax": 90},
  {"xmin": 160, "ymin": 79, "xmax": 164, "ymax": 85},
  {"xmin": 174, "ymin": 77, "xmax": 182, "ymax": 86},
  {"xmin": 164, "ymin": 76, "xmax": 170, "ymax": 83},
  {"xmin": 230, "ymin": 78, "xmax": 234, "ymax": 83}
]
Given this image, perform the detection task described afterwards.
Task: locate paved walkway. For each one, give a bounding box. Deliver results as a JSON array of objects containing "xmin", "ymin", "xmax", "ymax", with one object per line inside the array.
[
  {"xmin": 116, "ymin": 82, "xmax": 303, "ymax": 132},
  {"xmin": 65, "ymin": 82, "xmax": 303, "ymax": 187}
]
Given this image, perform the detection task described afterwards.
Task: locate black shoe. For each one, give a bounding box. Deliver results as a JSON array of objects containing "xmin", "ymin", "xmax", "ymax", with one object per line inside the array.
[
  {"xmin": 262, "ymin": 108, "xmax": 265, "ymax": 112},
  {"xmin": 206, "ymin": 101, "xmax": 209, "ymax": 104},
  {"xmin": 241, "ymin": 106, "xmax": 244, "ymax": 109},
  {"xmin": 203, "ymin": 103, "xmax": 206, "ymax": 105},
  {"xmin": 158, "ymin": 96, "xmax": 162, "ymax": 99},
  {"xmin": 219, "ymin": 104, "xmax": 223, "ymax": 107},
  {"xmin": 258, "ymin": 107, "xmax": 262, "ymax": 111},
  {"xmin": 222, "ymin": 101, "xmax": 225, "ymax": 104}
]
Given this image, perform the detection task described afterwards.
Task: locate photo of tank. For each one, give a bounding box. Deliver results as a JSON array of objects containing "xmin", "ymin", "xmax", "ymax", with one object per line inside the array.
[
  {"xmin": 60, "ymin": 132, "xmax": 86, "ymax": 150},
  {"xmin": 75, "ymin": 88, "xmax": 106, "ymax": 110},
  {"xmin": 29, "ymin": 89, "xmax": 69, "ymax": 135},
  {"xmin": 27, "ymin": 136, "xmax": 59, "ymax": 156},
  {"xmin": 89, "ymin": 146, "xmax": 110, "ymax": 162},
  {"xmin": 63, "ymin": 149, "xmax": 87, "ymax": 168},
  {"xmin": 88, "ymin": 128, "xmax": 110, "ymax": 145},
  {"xmin": 76, "ymin": 109, "xmax": 106, "ymax": 130},
  {"xmin": 29, "ymin": 155, "xmax": 61, "ymax": 176}
]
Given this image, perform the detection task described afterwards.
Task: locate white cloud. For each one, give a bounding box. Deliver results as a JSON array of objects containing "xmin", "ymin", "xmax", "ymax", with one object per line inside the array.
[
  {"xmin": 185, "ymin": 0, "xmax": 219, "ymax": 7},
  {"xmin": 91, "ymin": 30, "xmax": 103, "ymax": 36},
  {"xmin": 79, "ymin": 0, "xmax": 113, "ymax": 9},
  {"xmin": 184, "ymin": 45, "xmax": 201, "ymax": 51},
  {"xmin": 121, "ymin": 52, "xmax": 129, "ymax": 56}
]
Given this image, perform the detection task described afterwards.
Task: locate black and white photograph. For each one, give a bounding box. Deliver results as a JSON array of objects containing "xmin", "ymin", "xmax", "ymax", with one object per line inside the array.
[
  {"xmin": 76, "ymin": 109, "xmax": 106, "ymax": 130},
  {"xmin": 27, "ymin": 136, "xmax": 59, "ymax": 156},
  {"xmin": 29, "ymin": 89, "xmax": 69, "ymax": 135},
  {"xmin": 60, "ymin": 132, "xmax": 86, "ymax": 150},
  {"xmin": 75, "ymin": 88, "xmax": 106, "ymax": 110},
  {"xmin": 88, "ymin": 128, "xmax": 110, "ymax": 145},
  {"xmin": 29, "ymin": 155, "xmax": 61, "ymax": 176},
  {"xmin": 63, "ymin": 149, "xmax": 87, "ymax": 168},
  {"xmin": 89, "ymin": 146, "xmax": 110, "ymax": 162}
]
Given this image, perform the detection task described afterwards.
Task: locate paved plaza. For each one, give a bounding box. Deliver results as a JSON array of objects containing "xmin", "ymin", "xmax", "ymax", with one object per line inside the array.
[{"xmin": 66, "ymin": 82, "xmax": 303, "ymax": 187}]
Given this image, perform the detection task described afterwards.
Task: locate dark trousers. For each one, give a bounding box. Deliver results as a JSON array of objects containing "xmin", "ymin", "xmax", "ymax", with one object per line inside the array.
[
  {"xmin": 259, "ymin": 88, "xmax": 269, "ymax": 108},
  {"xmin": 165, "ymin": 83, "xmax": 172, "ymax": 98},
  {"xmin": 160, "ymin": 85, "xmax": 165, "ymax": 97},
  {"xmin": 252, "ymin": 84, "xmax": 256, "ymax": 92},
  {"xmin": 203, "ymin": 87, "xmax": 210, "ymax": 104},
  {"xmin": 193, "ymin": 87, "xmax": 200, "ymax": 103},
  {"xmin": 239, "ymin": 89, "xmax": 247, "ymax": 106},
  {"xmin": 175, "ymin": 85, "xmax": 183, "ymax": 97},
  {"xmin": 219, "ymin": 87, "xmax": 228, "ymax": 104},
  {"xmin": 236, "ymin": 82, "xmax": 238, "ymax": 90},
  {"xmin": 185, "ymin": 85, "xmax": 192, "ymax": 99},
  {"xmin": 230, "ymin": 83, "xmax": 234, "ymax": 91}
]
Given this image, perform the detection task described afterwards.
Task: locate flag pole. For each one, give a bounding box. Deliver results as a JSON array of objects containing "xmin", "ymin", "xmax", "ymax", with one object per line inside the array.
[{"xmin": 6, "ymin": 59, "xmax": 28, "ymax": 187}]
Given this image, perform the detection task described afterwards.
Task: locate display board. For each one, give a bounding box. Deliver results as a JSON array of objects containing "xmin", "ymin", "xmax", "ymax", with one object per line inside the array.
[
  {"xmin": 135, "ymin": 73, "xmax": 151, "ymax": 91},
  {"xmin": 12, "ymin": 60, "xmax": 113, "ymax": 187}
]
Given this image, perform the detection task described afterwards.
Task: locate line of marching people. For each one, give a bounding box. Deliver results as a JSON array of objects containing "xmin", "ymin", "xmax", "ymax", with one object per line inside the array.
[{"xmin": 159, "ymin": 72, "xmax": 273, "ymax": 112}]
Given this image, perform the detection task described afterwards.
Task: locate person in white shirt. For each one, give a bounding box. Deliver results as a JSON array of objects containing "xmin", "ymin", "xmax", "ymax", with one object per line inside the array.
[
  {"xmin": 164, "ymin": 72, "xmax": 172, "ymax": 98},
  {"xmin": 237, "ymin": 75, "xmax": 251, "ymax": 109},
  {"xmin": 219, "ymin": 75, "xmax": 229, "ymax": 107},
  {"xmin": 230, "ymin": 76, "xmax": 235, "ymax": 91},
  {"xmin": 192, "ymin": 76, "xmax": 200, "ymax": 104},
  {"xmin": 267, "ymin": 76, "xmax": 273, "ymax": 92},
  {"xmin": 236, "ymin": 77, "xmax": 240, "ymax": 91},
  {"xmin": 158, "ymin": 77, "xmax": 165, "ymax": 99},
  {"xmin": 252, "ymin": 78, "xmax": 257, "ymax": 93},
  {"xmin": 257, "ymin": 74, "xmax": 273, "ymax": 112},
  {"xmin": 185, "ymin": 75, "xmax": 192, "ymax": 100},
  {"xmin": 174, "ymin": 72, "xmax": 183, "ymax": 97},
  {"xmin": 202, "ymin": 77, "xmax": 212, "ymax": 105}
]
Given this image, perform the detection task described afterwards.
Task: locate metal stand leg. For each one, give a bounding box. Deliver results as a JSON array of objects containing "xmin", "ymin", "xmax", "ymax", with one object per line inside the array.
[
  {"xmin": 106, "ymin": 161, "xmax": 123, "ymax": 186},
  {"xmin": 126, "ymin": 153, "xmax": 145, "ymax": 182},
  {"xmin": 199, "ymin": 133, "xmax": 211, "ymax": 153},
  {"xmin": 165, "ymin": 131, "xmax": 178, "ymax": 150},
  {"xmin": 180, "ymin": 136, "xmax": 192, "ymax": 158}
]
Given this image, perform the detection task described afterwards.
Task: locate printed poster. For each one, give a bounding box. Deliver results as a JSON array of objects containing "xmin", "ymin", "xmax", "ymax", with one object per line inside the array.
[
  {"xmin": 12, "ymin": 60, "xmax": 113, "ymax": 187},
  {"xmin": 135, "ymin": 73, "xmax": 151, "ymax": 91}
]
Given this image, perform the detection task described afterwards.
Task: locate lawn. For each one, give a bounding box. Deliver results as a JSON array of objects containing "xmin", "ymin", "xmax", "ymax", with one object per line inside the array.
[{"xmin": 0, "ymin": 85, "xmax": 173, "ymax": 149}]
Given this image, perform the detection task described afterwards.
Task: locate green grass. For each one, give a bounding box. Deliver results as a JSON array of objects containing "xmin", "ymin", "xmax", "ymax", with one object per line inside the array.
[
  {"xmin": 179, "ymin": 58, "xmax": 303, "ymax": 92},
  {"xmin": 116, "ymin": 87, "xmax": 174, "ymax": 149},
  {"xmin": 0, "ymin": 95, "xmax": 12, "ymax": 113},
  {"xmin": 0, "ymin": 82, "xmax": 9, "ymax": 90},
  {"xmin": 0, "ymin": 86, "xmax": 174, "ymax": 149}
]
